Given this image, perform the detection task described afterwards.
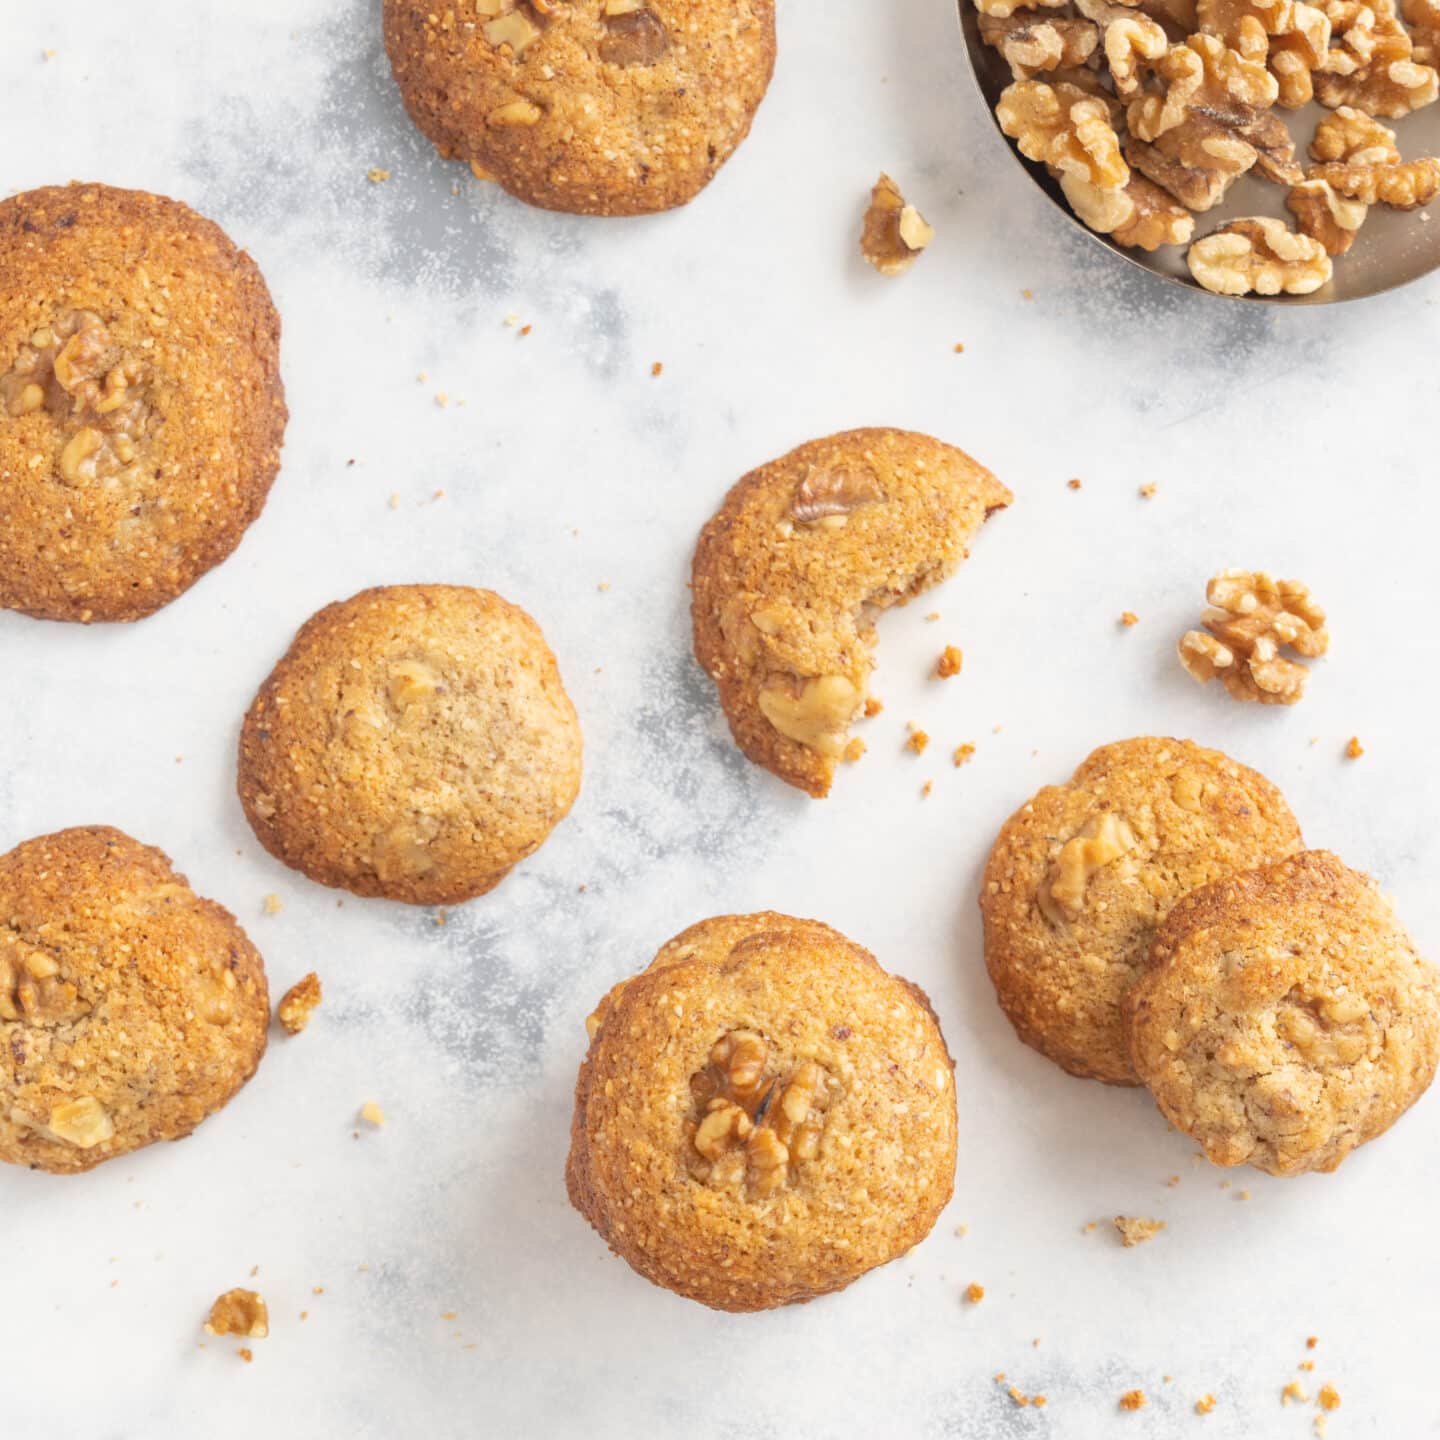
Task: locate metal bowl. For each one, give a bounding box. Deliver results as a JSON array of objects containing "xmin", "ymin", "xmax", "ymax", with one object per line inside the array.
[{"xmin": 957, "ymin": 0, "xmax": 1440, "ymax": 302}]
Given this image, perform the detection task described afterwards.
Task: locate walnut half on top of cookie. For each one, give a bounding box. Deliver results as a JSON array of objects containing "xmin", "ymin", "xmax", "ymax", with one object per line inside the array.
[
  {"xmin": 238, "ymin": 584, "xmax": 582, "ymax": 905},
  {"xmin": 382, "ymin": 0, "xmax": 776, "ymax": 216},
  {"xmin": 567, "ymin": 913, "xmax": 957, "ymax": 1311},
  {"xmin": 1127, "ymin": 850, "xmax": 1440, "ymax": 1175},
  {"xmin": 981, "ymin": 737, "xmax": 1303, "ymax": 1086},
  {"xmin": 691, "ymin": 428, "xmax": 1011, "ymax": 798},
  {"xmin": 0, "ymin": 183, "xmax": 286, "ymax": 623}
]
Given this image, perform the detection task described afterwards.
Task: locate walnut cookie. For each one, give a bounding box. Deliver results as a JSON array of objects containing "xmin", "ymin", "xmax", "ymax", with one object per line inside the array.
[
  {"xmin": 1127, "ymin": 851, "xmax": 1440, "ymax": 1175},
  {"xmin": 238, "ymin": 585, "xmax": 582, "ymax": 905},
  {"xmin": 566, "ymin": 913, "xmax": 958, "ymax": 1311},
  {"xmin": 981, "ymin": 737, "xmax": 1303, "ymax": 1086},
  {"xmin": 0, "ymin": 827, "xmax": 269, "ymax": 1175},
  {"xmin": 691, "ymin": 428, "xmax": 1011, "ymax": 798},
  {"xmin": 382, "ymin": 0, "xmax": 776, "ymax": 216},
  {"xmin": 0, "ymin": 183, "xmax": 286, "ymax": 623}
]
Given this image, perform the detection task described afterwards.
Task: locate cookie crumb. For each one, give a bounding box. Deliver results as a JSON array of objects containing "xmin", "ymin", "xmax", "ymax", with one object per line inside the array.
[
  {"xmin": 1067, "ymin": 478, "xmax": 1082, "ymax": 490},
  {"xmin": 1307, "ymin": 1336, "xmax": 1319, "ymax": 1349},
  {"xmin": 1316, "ymin": 1384, "xmax": 1340, "ymax": 1412},
  {"xmin": 843, "ymin": 737, "xmax": 866, "ymax": 764},
  {"xmin": 864, "ymin": 696, "xmax": 884, "ymax": 717},
  {"xmin": 1022, "ymin": 287, "xmax": 1035, "ymax": 300},
  {"xmin": 1300, "ymin": 1360, "xmax": 1315, "ymax": 1372},
  {"xmin": 935, "ymin": 645, "xmax": 963, "ymax": 679},
  {"xmin": 1345, "ymin": 736, "xmax": 1364, "ymax": 759},
  {"xmin": 920, "ymin": 779, "xmax": 934, "ymax": 798},
  {"xmin": 238, "ymin": 1347, "xmax": 253, "ymax": 1363},
  {"xmin": 1082, "ymin": 1221, "xmax": 1098, "ymax": 1234},
  {"xmin": 1114, "ymin": 1215, "xmax": 1165, "ymax": 1246},
  {"xmin": 204, "ymin": 1289, "xmax": 269, "ymax": 1340},
  {"xmin": 954, "ymin": 1224, "xmax": 969, "ymax": 1237},
  {"xmin": 924, "ymin": 611, "xmax": 941, "ymax": 622},
  {"xmin": 359, "ymin": 1101, "xmax": 385, "ymax": 1128},
  {"xmin": 964, "ymin": 1282, "xmax": 985, "ymax": 1304},
  {"xmin": 277, "ymin": 973, "xmax": 322, "ymax": 1035},
  {"xmin": 518, "ymin": 324, "xmax": 532, "ymax": 337},
  {"xmin": 953, "ymin": 342, "xmax": 965, "ymax": 353},
  {"xmin": 1282, "ymin": 1381, "xmax": 1310, "ymax": 1406},
  {"xmin": 1165, "ymin": 1175, "xmax": 1180, "ymax": 1187},
  {"xmin": 1120, "ymin": 611, "xmax": 1139, "ymax": 627},
  {"xmin": 1119, "ymin": 1389, "xmax": 1146, "ymax": 1411},
  {"xmin": 366, "ymin": 167, "xmax": 391, "ymax": 183},
  {"xmin": 905, "ymin": 728, "xmax": 930, "ymax": 755},
  {"xmin": 262, "ymin": 893, "xmax": 283, "ymax": 916},
  {"xmin": 953, "ymin": 743, "xmax": 976, "ymax": 767},
  {"xmin": 650, "ymin": 361, "xmax": 663, "ymax": 378},
  {"xmin": 1195, "ymin": 1394, "xmax": 1216, "ymax": 1415},
  {"xmin": 388, "ymin": 492, "xmax": 402, "ymax": 510},
  {"xmin": 435, "ymin": 391, "xmax": 449, "ymax": 408},
  {"xmin": 1139, "ymin": 482, "xmax": 1158, "ymax": 498}
]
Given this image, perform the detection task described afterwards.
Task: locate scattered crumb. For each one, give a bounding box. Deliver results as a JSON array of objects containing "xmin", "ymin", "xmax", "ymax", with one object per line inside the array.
[
  {"xmin": 435, "ymin": 392, "xmax": 449, "ymax": 408},
  {"xmin": 1067, "ymin": 478, "xmax": 1082, "ymax": 490},
  {"xmin": 416, "ymin": 370, "xmax": 428, "ymax": 383},
  {"xmin": 262, "ymin": 893, "xmax": 283, "ymax": 916},
  {"xmin": 1300, "ymin": 1361, "xmax": 1315, "ymax": 1372},
  {"xmin": 313, "ymin": 1286, "xmax": 325, "ymax": 1295},
  {"xmin": 1082, "ymin": 1221, "xmax": 1099, "ymax": 1234},
  {"xmin": 277, "ymin": 973, "xmax": 322, "ymax": 1036},
  {"xmin": 905, "ymin": 728, "xmax": 930, "ymax": 755},
  {"xmin": 1139, "ymin": 482, "xmax": 1157, "ymax": 498},
  {"xmin": 650, "ymin": 361, "xmax": 663, "ymax": 378},
  {"xmin": 1307, "ymin": 1337, "xmax": 1319, "ymax": 1349},
  {"xmin": 299, "ymin": 1311, "xmax": 308, "ymax": 1321},
  {"xmin": 435, "ymin": 908, "xmax": 448, "ymax": 926},
  {"xmin": 504, "ymin": 313, "xmax": 519, "ymax": 327},
  {"xmin": 1238, "ymin": 1189, "xmax": 1251, "ymax": 1201},
  {"xmin": 518, "ymin": 324, "xmax": 532, "ymax": 337},
  {"xmin": 1282, "ymin": 1381, "xmax": 1310, "ymax": 1406},
  {"xmin": 953, "ymin": 342, "xmax": 965, "ymax": 353},
  {"xmin": 1196, "ymin": 1394, "xmax": 1216, "ymax": 1415},
  {"xmin": 433, "ymin": 488, "xmax": 446, "ymax": 500},
  {"xmin": 43, "ymin": 47, "xmax": 57, "ymax": 60},
  {"xmin": 359, "ymin": 1101, "xmax": 385, "ymax": 1128},
  {"xmin": 1022, "ymin": 287, "xmax": 1035, "ymax": 300},
  {"xmin": 1114, "ymin": 1215, "xmax": 1166, "ymax": 1247},
  {"xmin": 1314, "ymin": 1418, "xmax": 1329, "ymax": 1438},
  {"xmin": 924, "ymin": 611, "xmax": 940, "ymax": 622},
  {"xmin": 953, "ymin": 743, "xmax": 976, "ymax": 767},
  {"xmin": 366, "ymin": 167, "xmax": 391, "ymax": 183},
  {"xmin": 954, "ymin": 1224, "xmax": 969, "ymax": 1238},
  {"xmin": 1345, "ymin": 736, "xmax": 1364, "ymax": 759},
  {"xmin": 1119, "ymin": 1389, "xmax": 1146, "ymax": 1412},
  {"xmin": 442, "ymin": 1310, "xmax": 458, "ymax": 1321},
  {"xmin": 935, "ymin": 645, "xmax": 963, "ymax": 679},
  {"xmin": 964, "ymin": 1282, "xmax": 985, "ymax": 1304},
  {"xmin": 843, "ymin": 737, "xmax": 866, "ymax": 764},
  {"xmin": 1317, "ymin": 1385, "xmax": 1340, "ymax": 1412},
  {"xmin": 238, "ymin": 1348, "xmax": 253, "ymax": 1363},
  {"xmin": 1120, "ymin": 611, "xmax": 1139, "ymax": 627},
  {"xmin": 388, "ymin": 492, "xmax": 401, "ymax": 509},
  {"xmin": 920, "ymin": 780, "xmax": 933, "ymax": 798},
  {"xmin": 204, "ymin": 1289, "xmax": 269, "ymax": 1340},
  {"xmin": 864, "ymin": 696, "xmax": 884, "ymax": 717},
  {"xmin": 1165, "ymin": 1175, "xmax": 1180, "ymax": 1187},
  {"xmin": 597, "ymin": 581, "xmax": 610, "ymax": 592}
]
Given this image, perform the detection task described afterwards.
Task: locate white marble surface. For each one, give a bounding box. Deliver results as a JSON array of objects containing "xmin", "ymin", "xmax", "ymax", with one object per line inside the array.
[{"xmin": 4, "ymin": 2, "xmax": 1440, "ymax": 1436}]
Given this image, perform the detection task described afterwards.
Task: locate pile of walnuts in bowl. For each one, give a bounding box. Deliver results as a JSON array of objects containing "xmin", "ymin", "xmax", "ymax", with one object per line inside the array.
[{"xmin": 977, "ymin": 0, "xmax": 1440, "ymax": 294}]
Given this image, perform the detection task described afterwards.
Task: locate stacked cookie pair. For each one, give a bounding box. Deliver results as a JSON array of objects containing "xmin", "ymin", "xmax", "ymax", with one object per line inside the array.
[{"xmin": 982, "ymin": 737, "xmax": 1440, "ymax": 1175}]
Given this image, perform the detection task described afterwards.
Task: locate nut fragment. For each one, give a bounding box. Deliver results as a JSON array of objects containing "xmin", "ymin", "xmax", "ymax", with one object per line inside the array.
[
  {"xmin": 0, "ymin": 936, "xmax": 86, "ymax": 1023},
  {"xmin": 1106, "ymin": 13, "xmax": 1171, "ymax": 92},
  {"xmin": 277, "ymin": 972, "xmax": 322, "ymax": 1035},
  {"xmin": 1126, "ymin": 114, "xmax": 1259, "ymax": 210},
  {"xmin": 204, "ymin": 1289, "xmax": 270, "ymax": 1339},
  {"xmin": 1287, "ymin": 177, "xmax": 1368, "ymax": 251},
  {"xmin": 484, "ymin": 9, "xmax": 542, "ymax": 55},
  {"xmin": 1309, "ymin": 103, "xmax": 1401, "ymax": 161},
  {"xmin": 598, "ymin": 7, "xmax": 670, "ymax": 65},
  {"xmin": 387, "ymin": 659, "xmax": 443, "ymax": 708},
  {"xmin": 974, "ymin": 0, "xmax": 1071, "ymax": 19},
  {"xmin": 860, "ymin": 173, "xmax": 934, "ymax": 275},
  {"xmin": 791, "ymin": 466, "xmax": 884, "ymax": 523},
  {"xmin": 1307, "ymin": 154, "xmax": 1440, "ymax": 204},
  {"xmin": 1037, "ymin": 812, "xmax": 1138, "ymax": 925},
  {"xmin": 1127, "ymin": 35, "xmax": 1280, "ymax": 143},
  {"xmin": 980, "ymin": 12, "xmax": 1102, "ymax": 75},
  {"xmin": 757, "ymin": 675, "xmax": 863, "ymax": 758},
  {"xmin": 1186, "ymin": 216, "xmax": 1333, "ymax": 294},
  {"xmin": 45, "ymin": 1096, "xmax": 114, "ymax": 1149},
  {"xmin": 998, "ymin": 80, "xmax": 1130, "ymax": 188},
  {"xmin": 488, "ymin": 99, "xmax": 543, "ymax": 126},
  {"xmin": 1178, "ymin": 568, "xmax": 1328, "ymax": 703},
  {"xmin": 1114, "ymin": 1215, "xmax": 1167, "ymax": 1245},
  {"xmin": 1112, "ymin": 174, "xmax": 1198, "ymax": 246}
]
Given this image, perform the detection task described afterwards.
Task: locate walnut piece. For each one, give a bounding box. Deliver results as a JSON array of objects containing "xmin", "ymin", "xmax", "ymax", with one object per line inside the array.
[
  {"xmin": 1406, "ymin": 0, "xmax": 1440, "ymax": 62},
  {"xmin": 204, "ymin": 1289, "xmax": 270, "ymax": 1340},
  {"xmin": 1128, "ymin": 35, "xmax": 1280, "ymax": 142},
  {"xmin": 1310, "ymin": 103, "xmax": 1401, "ymax": 160},
  {"xmin": 860, "ymin": 173, "xmax": 934, "ymax": 276},
  {"xmin": 1126, "ymin": 114, "xmax": 1260, "ymax": 210},
  {"xmin": 1307, "ymin": 153, "xmax": 1440, "ymax": 203},
  {"xmin": 1113, "ymin": 175, "xmax": 1198, "ymax": 246},
  {"xmin": 483, "ymin": 9, "xmax": 543, "ymax": 56},
  {"xmin": 1105, "ymin": 13, "xmax": 1172, "ymax": 92},
  {"xmin": 975, "ymin": 0, "xmax": 1071, "ymax": 20},
  {"xmin": 599, "ymin": 8, "xmax": 670, "ymax": 66},
  {"xmin": 277, "ymin": 972, "xmax": 322, "ymax": 1035},
  {"xmin": 1114, "ymin": 1215, "xmax": 1167, "ymax": 1245},
  {"xmin": 1178, "ymin": 568, "xmax": 1329, "ymax": 703},
  {"xmin": 1198, "ymin": 0, "xmax": 1333, "ymax": 105},
  {"xmin": 998, "ymin": 80, "xmax": 1131, "ymax": 188},
  {"xmin": 1288, "ymin": 177, "xmax": 1369, "ymax": 250},
  {"xmin": 791, "ymin": 466, "xmax": 885, "ymax": 523},
  {"xmin": 387, "ymin": 659, "xmax": 443, "ymax": 709},
  {"xmin": 1037, "ymin": 812, "xmax": 1138, "ymax": 925},
  {"xmin": 1186, "ymin": 216, "xmax": 1333, "ymax": 293},
  {"xmin": 0, "ymin": 935, "xmax": 87, "ymax": 1024},
  {"xmin": 980, "ymin": 12, "xmax": 1102, "ymax": 75},
  {"xmin": 687, "ymin": 1031, "xmax": 837, "ymax": 1199},
  {"xmin": 1315, "ymin": 0, "xmax": 1440, "ymax": 114},
  {"xmin": 757, "ymin": 674, "xmax": 863, "ymax": 758},
  {"xmin": 43, "ymin": 1096, "xmax": 114, "ymax": 1149}
]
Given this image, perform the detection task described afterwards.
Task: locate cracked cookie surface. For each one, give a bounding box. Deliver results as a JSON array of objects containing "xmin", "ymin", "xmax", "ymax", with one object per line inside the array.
[
  {"xmin": 0, "ymin": 826, "xmax": 268, "ymax": 1175},
  {"xmin": 691, "ymin": 428, "xmax": 1011, "ymax": 798},
  {"xmin": 0, "ymin": 183, "xmax": 285, "ymax": 623},
  {"xmin": 566, "ymin": 912, "xmax": 957, "ymax": 1311},
  {"xmin": 382, "ymin": 0, "xmax": 775, "ymax": 215},
  {"xmin": 981, "ymin": 737, "xmax": 1303, "ymax": 1085},
  {"xmin": 238, "ymin": 585, "xmax": 582, "ymax": 905},
  {"xmin": 1127, "ymin": 850, "xmax": 1440, "ymax": 1175}
]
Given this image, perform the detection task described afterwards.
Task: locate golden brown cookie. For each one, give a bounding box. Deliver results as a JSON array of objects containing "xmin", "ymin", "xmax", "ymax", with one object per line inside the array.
[
  {"xmin": 1128, "ymin": 851, "xmax": 1440, "ymax": 1176},
  {"xmin": 981, "ymin": 737, "xmax": 1303, "ymax": 1086},
  {"xmin": 0, "ymin": 183, "xmax": 286, "ymax": 623},
  {"xmin": 382, "ymin": 0, "xmax": 776, "ymax": 216},
  {"xmin": 691, "ymin": 428, "xmax": 1011, "ymax": 798},
  {"xmin": 238, "ymin": 584, "xmax": 582, "ymax": 905},
  {"xmin": 567, "ymin": 912, "xmax": 957, "ymax": 1311},
  {"xmin": 0, "ymin": 826, "xmax": 268, "ymax": 1175}
]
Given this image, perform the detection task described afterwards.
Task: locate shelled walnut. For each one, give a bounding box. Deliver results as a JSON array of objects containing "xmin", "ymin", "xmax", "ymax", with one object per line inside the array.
[
  {"xmin": 1113, "ymin": 174, "xmax": 1198, "ymax": 244},
  {"xmin": 0, "ymin": 936, "xmax": 87, "ymax": 1024},
  {"xmin": 204, "ymin": 1289, "xmax": 270, "ymax": 1339},
  {"xmin": 686, "ymin": 1031, "xmax": 837, "ymax": 1199},
  {"xmin": 1126, "ymin": 115, "xmax": 1260, "ymax": 209},
  {"xmin": 980, "ymin": 12, "xmax": 1102, "ymax": 75},
  {"xmin": 1128, "ymin": 35, "xmax": 1280, "ymax": 141},
  {"xmin": 997, "ymin": 80, "xmax": 1130, "ymax": 188},
  {"xmin": 1106, "ymin": 13, "xmax": 1172, "ymax": 91},
  {"xmin": 1186, "ymin": 216, "xmax": 1333, "ymax": 292},
  {"xmin": 1287, "ymin": 176, "xmax": 1369, "ymax": 249},
  {"xmin": 1037, "ymin": 812, "xmax": 1137, "ymax": 925},
  {"xmin": 1405, "ymin": 0, "xmax": 1440, "ymax": 62},
  {"xmin": 1178, "ymin": 568, "xmax": 1329, "ymax": 703},
  {"xmin": 1308, "ymin": 152, "xmax": 1440, "ymax": 200},
  {"xmin": 1310, "ymin": 103, "xmax": 1402, "ymax": 159},
  {"xmin": 860, "ymin": 173, "xmax": 935, "ymax": 276},
  {"xmin": 1198, "ymin": 0, "xmax": 1333, "ymax": 105}
]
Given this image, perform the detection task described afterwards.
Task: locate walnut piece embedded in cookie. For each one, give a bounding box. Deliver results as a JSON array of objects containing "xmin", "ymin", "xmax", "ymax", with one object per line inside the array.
[
  {"xmin": 238, "ymin": 585, "xmax": 582, "ymax": 904},
  {"xmin": 0, "ymin": 827, "xmax": 269, "ymax": 1174},
  {"xmin": 566, "ymin": 913, "xmax": 957, "ymax": 1310},
  {"xmin": 1127, "ymin": 851, "xmax": 1440, "ymax": 1176},
  {"xmin": 691, "ymin": 430, "xmax": 1011, "ymax": 798},
  {"xmin": 0, "ymin": 184, "xmax": 286, "ymax": 623},
  {"xmin": 1179, "ymin": 568, "xmax": 1328, "ymax": 704},
  {"xmin": 860, "ymin": 173, "xmax": 935, "ymax": 276},
  {"xmin": 277, "ymin": 972, "xmax": 322, "ymax": 1035},
  {"xmin": 205, "ymin": 1289, "xmax": 270, "ymax": 1340},
  {"xmin": 1187, "ymin": 217, "xmax": 1333, "ymax": 294},
  {"xmin": 381, "ymin": 0, "xmax": 776, "ymax": 216},
  {"xmin": 980, "ymin": 737, "xmax": 1303, "ymax": 1086}
]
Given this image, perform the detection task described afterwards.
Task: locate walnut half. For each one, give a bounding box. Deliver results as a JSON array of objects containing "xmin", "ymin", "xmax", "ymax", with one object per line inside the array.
[
  {"xmin": 1037, "ymin": 812, "xmax": 1138, "ymax": 925},
  {"xmin": 1187, "ymin": 217, "xmax": 1333, "ymax": 295}
]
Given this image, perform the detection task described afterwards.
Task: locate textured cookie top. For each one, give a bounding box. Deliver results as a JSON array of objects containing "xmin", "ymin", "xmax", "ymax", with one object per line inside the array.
[
  {"xmin": 691, "ymin": 428, "xmax": 1011, "ymax": 797},
  {"xmin": 981, "ymin": 737, "xmax": 1303, "ymax": 1085},
  {"xmin": 382, "ymin": 0, "xmax": 776, "ymax": 215},
  {"xmin": 1128, "ymin": 850, "xmax": 1440, "ymax": 1176},
  {"xmin": 567, "ymin": 912, "xmax": 957, "ymax": 1312},
  {"xmin": 0, "ymin": 183, "xmax": 286, "ymax": 623},
  {"xmin": 0, "ymin": 826, "xmax": 269, "ymax": 1175},
  {"xmin": 238, "ymin": 585, "xmax": 583, "ymax": 905}
]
